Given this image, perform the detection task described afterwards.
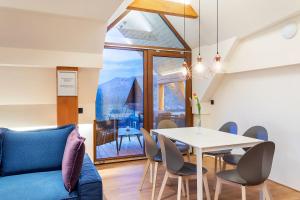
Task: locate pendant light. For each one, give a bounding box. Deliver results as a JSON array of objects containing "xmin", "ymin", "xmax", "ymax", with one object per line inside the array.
[
  {"xmin": 194, "ymin": 0, "xmax": 205, "ymax": 74},
  {"xmin": 181, "ymin": 0, "xmax": 192, "ymax": 79},
  {"xmin": 213, "ymin": 0, "xmax": 222, "ymax": 73}
]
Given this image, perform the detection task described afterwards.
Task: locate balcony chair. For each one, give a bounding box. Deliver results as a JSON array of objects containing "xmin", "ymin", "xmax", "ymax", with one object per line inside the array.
[{"xmin": 94, "ymin": 120, "xmax": 119, "ymax": 155}]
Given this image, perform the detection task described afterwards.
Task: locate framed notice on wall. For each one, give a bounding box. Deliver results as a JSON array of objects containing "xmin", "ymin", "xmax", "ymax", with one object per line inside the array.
[{"xmin": 57, "ymin": 71, "xmax": 78, "ymax": 96}]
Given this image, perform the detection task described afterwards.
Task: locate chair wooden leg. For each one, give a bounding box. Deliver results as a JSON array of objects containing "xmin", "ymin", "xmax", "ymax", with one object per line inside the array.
[
  {"xmin": 214, "ymin": 177, "xmax": 222, "ymax": 200},
  {"xmin": 151, "ymin": 162, "xmax": 158, "ymax": 200},
  {"xmin": 263, "ymin": 182, "xmax": 272, "ymax": 200},
  {"xmin": 185, "ymin": 179, "xmax": 190, "ymax": 200},
  {"xmin": 203, "ymin": 174, "xmax": 211, "ymax": 200},
  {"xmin": 218, "ymin": 156, "xmax": 222, "ymax": 171},
  {"xmin": 241, "ymin": 186, "xmax": 246, "ymax": 200},
  {"xmin": 149, "ymin": 162, "xmax": 153, "ymax": 183},
  {"xmin": 139, "ymin": 159, "xmax": 150, "ymax": 191},
  {"xmin": 214, "ymin": 156, "xmax": 218, "ymax": 173},
  {"xmin": 181, "ymin": 180, "xmax": 186, "ymax": 197},
  {"xmin": 157, "ymin": 172, "xmax": 169, "ymax": 200},
  {"xmin": 177, "ymin": 176, "xmax": 182, "ymax": 200}
]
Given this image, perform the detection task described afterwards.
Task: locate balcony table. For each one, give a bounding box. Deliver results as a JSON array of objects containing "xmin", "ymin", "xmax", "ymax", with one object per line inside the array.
[{"xmin": 151, "ymin": 127, "xmax": 263, "ymax": 200}]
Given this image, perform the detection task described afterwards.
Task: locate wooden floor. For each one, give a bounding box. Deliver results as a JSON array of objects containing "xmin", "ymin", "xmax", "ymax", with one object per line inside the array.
[{"xmin": 98, "ymin": 156, "xmax": 300, "ymax": 200}]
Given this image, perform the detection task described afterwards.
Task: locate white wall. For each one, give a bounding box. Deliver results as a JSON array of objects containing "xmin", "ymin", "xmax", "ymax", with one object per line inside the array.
[
  {"xmin": 192, "ymin": 13, "xmax": 300, "ymax": 191},
  {"xmin": 0, "ymin": 66, "xmax": 99, "ymax": 127},
  {"xmin": 0, "ymin": 8, "xmax": 102, "ymax": 127},
  {"xmin": 206, "ymin": 65, "xmax": 300, "ymax": 191}
]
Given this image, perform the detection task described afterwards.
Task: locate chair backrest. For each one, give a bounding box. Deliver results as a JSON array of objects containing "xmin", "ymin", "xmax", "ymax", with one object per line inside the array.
[
  {"xmin": 158, "ymin": 119, "xmax": 178, "ymax": 129},
  {"xmin": 237, "ymin": 141, "xmax": 275, "ymax": 185},
  {"xmin": 243, "ymin": 126, "xmax": 268, "ymax": 151},
  {"xmin": 219, "ymin": 122, "xmax": 238, "ymax": 135},
  {"xmin": 243, "ymin": 126, "xmax": 268, "ymax": 140},
  {"xmin": 140, "ymin": 128, "xmax": 160, "ymax": 160},
  {"xmin": 158, "ymin": 134, "xmax": 184, "ymax": 174},
  {"xmin": 94, "ymin": 120, "xmax": 118, "ymax": 145}
]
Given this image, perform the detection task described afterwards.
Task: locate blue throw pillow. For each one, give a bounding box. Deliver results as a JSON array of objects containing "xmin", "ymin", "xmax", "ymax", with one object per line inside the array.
[{"xmin": 1, "ymin": 124, "xmax": 75, "ymax": 176}]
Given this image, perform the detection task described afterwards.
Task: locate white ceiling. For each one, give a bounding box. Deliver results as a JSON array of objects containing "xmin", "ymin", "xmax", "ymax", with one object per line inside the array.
[
  {"xmin": 1, "ymin": 0, "xmax": 300, "ymax": 50},
  {"xmin": 0, "ymin": 0, "xmax": 123, "ymax": 21},
  {"xmin": 111, "ymin": 0, "xmax": 300, "ymax": 48},
  {"xmin": 171, "ymin": 0, "xmax": 300, "ymax": 48}
]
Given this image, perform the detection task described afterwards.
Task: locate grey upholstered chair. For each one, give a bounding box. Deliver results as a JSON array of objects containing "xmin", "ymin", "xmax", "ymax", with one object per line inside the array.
[
  {"xmin": 157, "ymin": 134, "xmax": 211, "ymax": 200},
  {"xmin": 139, "ymin": 128, "xmax": 162, "ymax": 200},
  {"xmin": 204, "ymin": 122, "xmax": 238, "ymax": 172},
  {"xmin": 157, "ymin": 119, "xmax": 191, "ymax": 162},
  {"xmin": 223, "ymin": 126, "xmax": 268, "ymax": 169},
  {"xmin": 214, "ymin": 141, "xmax": 275, "ymax": 200}
]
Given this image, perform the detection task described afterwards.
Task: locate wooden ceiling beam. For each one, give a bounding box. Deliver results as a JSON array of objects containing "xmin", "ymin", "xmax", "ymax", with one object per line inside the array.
[{"xmin": 127, "ymin": 0, "xmax": 198, "ymax": 19}]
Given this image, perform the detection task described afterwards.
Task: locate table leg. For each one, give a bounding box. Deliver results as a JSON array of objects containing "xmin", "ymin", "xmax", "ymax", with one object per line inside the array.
[
  {"xmin": 119, "ymin": 136, "xmax": 123, "ymax": 151},
  {"xmin": 137, "ymin": 135, "xmax": 143, "ymax": 148},
  {"xmin": 196, "ymin": 148, "xmax": 203, "ymax": 200}
]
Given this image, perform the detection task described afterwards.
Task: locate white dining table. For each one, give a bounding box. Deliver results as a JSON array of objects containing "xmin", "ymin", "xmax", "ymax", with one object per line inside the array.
[{"xmin": 151, "ymin": 126, "xmax": 263, "ymax": 200}]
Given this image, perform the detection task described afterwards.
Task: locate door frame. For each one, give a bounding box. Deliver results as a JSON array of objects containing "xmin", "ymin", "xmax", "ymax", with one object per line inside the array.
[{"xmin": 94, "ymin": 47, "xmax": 192, "ymax": 163}]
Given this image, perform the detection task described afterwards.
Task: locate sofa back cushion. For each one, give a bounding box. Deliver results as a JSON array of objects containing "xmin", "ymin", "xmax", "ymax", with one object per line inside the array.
[
  {"xmin": 1, "ymin": 124, "xmax": 75, "ymax": 176},
  {"xmin": 0, "ymin": 128, "xmax": 7, "ymax": 166}
]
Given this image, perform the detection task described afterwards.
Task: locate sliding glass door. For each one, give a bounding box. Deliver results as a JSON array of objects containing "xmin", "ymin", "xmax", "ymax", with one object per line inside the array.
[
  {"xmin": 95, "ymin": 48, "xmax": 145, "ymax": 161},
  {"xmin": 95, "ymin": 49, "xmax": 192, "ymax": 163}
]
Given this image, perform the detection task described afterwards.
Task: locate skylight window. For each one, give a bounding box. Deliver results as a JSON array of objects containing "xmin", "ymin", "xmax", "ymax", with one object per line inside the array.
[{"xmin": 106, "ymin": 11, "xmax": 185, "ymax": 49}]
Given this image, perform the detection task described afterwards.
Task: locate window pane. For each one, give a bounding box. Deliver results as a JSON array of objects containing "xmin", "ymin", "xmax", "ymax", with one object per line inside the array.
[
  {"xmin": 106, "ymin": 11, "xmax": 185, "ymax": 49},
  {"xmin": 153, "ymin": 56, "xmax": 186, "ymax": 128}
]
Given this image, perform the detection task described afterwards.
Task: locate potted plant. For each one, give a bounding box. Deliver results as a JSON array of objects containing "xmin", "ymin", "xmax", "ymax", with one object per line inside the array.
[{"xmin": 193, "ymin": 93, "xmax": 201, "ymax": 127}]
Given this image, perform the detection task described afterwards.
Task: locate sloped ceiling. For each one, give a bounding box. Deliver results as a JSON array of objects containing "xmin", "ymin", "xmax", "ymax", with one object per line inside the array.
[
  {"xmin": 111, "ymin": 0, "xmax": 300, "ymax": 48},
  {"xmin": 0, "ymin": 0, "xmax": 123, "ymax": 21}
]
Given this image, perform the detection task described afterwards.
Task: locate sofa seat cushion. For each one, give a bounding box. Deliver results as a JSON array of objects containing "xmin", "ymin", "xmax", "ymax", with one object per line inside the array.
[
  {"xmin": 1, "ymin": 124, "xmax": 75, "ymax": 176},
  {"xmin": 0, "ymin": 170, "xmax": 78, "ymax": 200}
]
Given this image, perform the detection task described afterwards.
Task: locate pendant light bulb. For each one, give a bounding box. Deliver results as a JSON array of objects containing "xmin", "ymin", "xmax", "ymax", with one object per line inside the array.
[
  {"xmin": 182, "ymin": 61, "xmax": 188, "ymax": 76},
  {"xmin": 195, "ymin": 55, "xmax": 205, "ymax": 73}
]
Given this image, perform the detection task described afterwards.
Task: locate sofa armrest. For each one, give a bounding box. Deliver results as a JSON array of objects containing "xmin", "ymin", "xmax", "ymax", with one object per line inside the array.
[{"xmin": 78, "ymin": 154, "xmax": 102, "ymax": 200}]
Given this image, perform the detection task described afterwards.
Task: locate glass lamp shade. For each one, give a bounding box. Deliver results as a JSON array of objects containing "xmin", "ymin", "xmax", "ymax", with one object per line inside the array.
[
  {"xmin": 213, "ymin": 53, "xmax": 222, "ymax": 73},
  {"xmin": 195, "ymin": 55, "xmax": 205, "ymax": 73},
  {"xmin": 181, "ymin": 60, "xmax": 192, "ymax": 79}
]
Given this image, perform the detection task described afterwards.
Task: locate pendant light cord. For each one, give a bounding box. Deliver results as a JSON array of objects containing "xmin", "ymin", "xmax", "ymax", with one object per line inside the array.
[
  {"xmin": 183, "ymin": 0, "xmax": 186, "ymax": 61},
  {"xmin": 184, "ymin": 0, "xmax": 186, "ymax": 43},
  {"xmin": 217, "ymin": 0, "xmax": 219, "ymax": 54},
  {"xmin": 198, "ymin": 0, "xmax": 201, "ymax": 56}
]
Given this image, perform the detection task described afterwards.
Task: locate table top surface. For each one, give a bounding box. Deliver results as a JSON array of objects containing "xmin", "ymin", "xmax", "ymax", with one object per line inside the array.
[
  {"xmin": 118, "ymin": 127, "xmax": 141, "ymax": 136},
  {"xmin": 151, "ymin": 127, "xmax": 262, "ymax": 152}
]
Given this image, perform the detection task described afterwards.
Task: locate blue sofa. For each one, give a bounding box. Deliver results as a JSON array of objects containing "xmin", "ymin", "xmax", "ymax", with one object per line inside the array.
[{"xmin": 0, "ymin": 125, "xmax": 103, "ymax": 200}]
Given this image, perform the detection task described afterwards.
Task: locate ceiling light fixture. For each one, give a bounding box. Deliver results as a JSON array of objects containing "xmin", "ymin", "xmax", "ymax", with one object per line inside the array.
[
  {"xmin": 213, "ymin": 0, "xmax": 222, "ymax": 74},
  {"xmin": 194, "ymin": 0, "xmax": 206, "ymax": 75}
]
